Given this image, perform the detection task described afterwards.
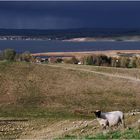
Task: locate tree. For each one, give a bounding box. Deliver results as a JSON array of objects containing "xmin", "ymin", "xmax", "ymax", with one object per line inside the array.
[
  {"xmin": 119, "ymin": 57, "xmax": 130, "ymax": 68},
  {"xmin": 21, "ymin": 51, "xmax": 33, "ymax": 62},
  {"xmin": 3, "ymin": 49, "xmax": 16, "ymax": 61},
  {"xmin": 0, "ymin": 51, "xmax": 4, "ymax": 60},
  {"xmin": 94, "ymin": 55, "xmax": 111, "ymax": 66},
  {"xmin": 80, "ymin": 56, "xmax": 87, "ymax": 65},
  {"xmin": 128, "ymin": 57, "xmax": 137, "ymax": 68},
  {"xmin": 135, "ymin": 57, "xmax": 140, "ymax": 68},
  {"xmin": 85, "ymin": 55, "xmax": 94, "ymax": 65},
  {"xmin": 56, "ymin": 58, "xmax": 63, "ymax": 63},
  {"xmin": 14, "ymin": 53, "xmax": 21, "ymax": 62},
  {"xmin": 111, "ymin": 57, "xmax": 117, "ymax": 67},
  {"xmin": 71, "ymin": 57, "xmax": 79, "ymax": 64},
  {"xmin": 63, "ymin": 57, "xmax": 79, "ymax": 64}
]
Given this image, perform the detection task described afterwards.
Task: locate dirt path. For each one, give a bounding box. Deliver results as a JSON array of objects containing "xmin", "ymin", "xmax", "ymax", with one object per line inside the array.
[{"xmin": 47, "ymin": 64, "xmax": 140, "ymax": 83}]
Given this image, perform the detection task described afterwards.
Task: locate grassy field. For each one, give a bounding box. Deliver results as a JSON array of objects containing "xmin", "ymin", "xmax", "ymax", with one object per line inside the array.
[
  {"xmin": 53, "ymin": 63, "xmax": 140, "ymax": 79},
  {"xmin": 0, "ymin": 61, "xmax": 140, "ymax": 139}
]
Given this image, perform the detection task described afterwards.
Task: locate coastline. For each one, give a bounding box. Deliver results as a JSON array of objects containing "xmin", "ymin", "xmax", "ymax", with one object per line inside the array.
[
  {"xmin": 32, "ymin": 50, "xmax": 140, "ymax": 57},
  {"xmin": 62, "ymin": 36, "xmax": 140, "ymax": 42}
]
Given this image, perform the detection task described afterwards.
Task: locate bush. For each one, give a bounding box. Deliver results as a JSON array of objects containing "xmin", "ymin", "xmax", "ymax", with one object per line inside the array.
[
  {"xmin": 135, "ymin": 57, "xmax": 140, "ymax": 68},
  {"xmin": 119, "ymin": 57, "xmax": 130, "ymax": 68},
  {"xmin": 85, "ymin": 55, "xmax": 94, "ymax": 65},
  {"xmin": 82, "ymin": 55, "xmax": 111, "ymax": 66},
  {"xmin": 128, "ymin": 58, "xmax": 136, "ymax": 68},
  {"xmin": 71, "ymin": 57, "xmax": 79, "ymax": 64},
  {"xmin": 81, "ymin": 55, "xmax": 140, "ymax": 68},
  {"xmin": 21, "ymin": 51, "xmax": 34, "ymax": 62},
  {"xmin": 96, "ymin": 55, "xmax": 112, "ymax": 66},
  {"xmin": 64, "ymin": 57, "xmax": 79, "ymax": 64},
  {"xmin": 56, "ymin": 58, "xmax": 63, "ymax": 63},
  {"xmin": 111, "ymin": 57, "xmax": 119, "ymax": 67},
  {"xmin": 0, "ymin": 51, "xmax": 4, "ymax": 60},
  {"xmin": 3, "ymin": 49, "xmax": 16, "ymax": 61}
]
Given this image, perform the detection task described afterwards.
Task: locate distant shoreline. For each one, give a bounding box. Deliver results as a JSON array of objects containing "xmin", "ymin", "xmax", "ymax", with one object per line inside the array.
[
  {"xmin": 62, "ymin": 36, "xmax": 140, "ymax": 42},
  {"xmin": 0, "ymin": 36, "xmax": 140, "ymax": 42},
  {"xmin": 32, "ymin": 50, "xmax": 140, "ymax": 57}
]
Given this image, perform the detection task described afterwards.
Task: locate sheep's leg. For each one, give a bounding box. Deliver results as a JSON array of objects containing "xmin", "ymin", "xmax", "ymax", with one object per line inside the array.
[
  {"xmin": 107, "ymin": 123, "xmax": 113, "ymax": 132},
  {"xmin": 102, "ymin": 124, "xmax": 106, "ymax": 130},
  {"xmin": 123, "ymin": 114, "xmax": 126, "ymax": 128},
  {"xmin": 102, "ymin": 126, "xmax": 106, "ymax": 130},
  {"xmin": 121, "ymin": 119, "xmax": 126, "ymax": 128},
  {"xmin": 115, "ymin": 123, "xmax": 120, "ymax": 130},
  {"xmin": 108, "ymin": 126, "xmax": 113, "ymax": 132}
]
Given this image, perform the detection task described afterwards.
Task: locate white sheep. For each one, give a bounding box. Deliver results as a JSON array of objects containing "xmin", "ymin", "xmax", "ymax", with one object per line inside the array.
[
  {"xmin": 96, "ymin": 118, "xmax": 109, "ymax": 129},
  {"xmin": 94, "ymin": 110, "xmax": 125, "ymax": 128}
]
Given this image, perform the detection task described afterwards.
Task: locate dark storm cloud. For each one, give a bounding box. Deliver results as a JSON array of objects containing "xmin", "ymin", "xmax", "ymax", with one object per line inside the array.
[{"xmin": 0, "ymin": 1, "xmax": 140, "ymax": 29}]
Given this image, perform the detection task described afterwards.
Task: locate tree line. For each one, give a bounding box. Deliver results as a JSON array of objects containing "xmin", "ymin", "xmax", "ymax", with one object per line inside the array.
[
  {"xmin": 1, "ymin": 48, "xmax": 140, "ymax": 68},
  {"xmin": 79, "ymin": 55, "xmax": 140, "ymax": 68},
  {"xmin": 64, "ymin": 54, "xmax": 140, "ymax": 68},
  {"xmin": 0, "ymin": 48, "xmax": 34, "ymax": 62}
]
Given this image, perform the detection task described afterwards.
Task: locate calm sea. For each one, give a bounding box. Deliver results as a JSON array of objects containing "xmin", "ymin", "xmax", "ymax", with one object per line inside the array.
[{"xmin": 0, "ymin": 40, "xmax": 140, "ymax": 53}]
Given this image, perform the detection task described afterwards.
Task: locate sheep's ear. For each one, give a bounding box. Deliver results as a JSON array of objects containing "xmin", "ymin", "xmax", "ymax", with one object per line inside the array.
[
  {"xmin": 96, "ymin": 110, "xmax": 101, "ymax": 112},
  {"xmin": 94, "ymin": 110, "xmax": 101, "ymax": 117},
  {"xmin": 94, "ymin": 111, "xmax": 98, "ymax": 114},
  {"xmin": 92, "ymin": 110, "xmax": 99, "ymax": 113},
  {"xmin": 98, "ymin": 110, "xmax": 101, "ymax": 113},
  {"xmin": 90, "ymin": 111, "xmax": 95, "ymax": 114}
]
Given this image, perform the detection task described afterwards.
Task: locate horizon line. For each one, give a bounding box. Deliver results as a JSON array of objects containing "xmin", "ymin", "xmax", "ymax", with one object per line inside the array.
[{"xmin": 1, "ymin": 27, "xmax": 140, "ymax": 30}]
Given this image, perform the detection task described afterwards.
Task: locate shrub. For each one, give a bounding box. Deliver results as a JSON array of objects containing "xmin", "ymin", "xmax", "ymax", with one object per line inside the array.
[
  {"xmin": 56, "ymin": 58, "xmax": 63, "ymax": 63},
  {"xmin": 82, "ymin": 55, "xmax": 111, "ymax": 66},
  {"xmin": 135, "ymin": 57, "xmax": 140, "ymax": 68},
  {"xmin": 64, "ymin": 57, "xmax": 79, "ymax": 64},
  {"xmin": 96, "ymin": 55, "xmax": 112, "ymax": 66},
  {"xmin": 128, "ymin": 58, "xmax": 137, "ymax": 68},
  {"xmin": 85, "ymin": 55, "xmax": 94, "ymax": 65},
  {"xmin": 0, "ymin": 51, "xmax": 4, "ymax": 60},
  {"xmin": 3, "ymin": 48, "xmax": 16, "ymax": 61},
  {"xmin": 119, "ymin": 57, "xmax": 130, "ymax": 68},
  {"xmin": 21, "ymin": 51, "xmax": 34, "ymax": 62}
]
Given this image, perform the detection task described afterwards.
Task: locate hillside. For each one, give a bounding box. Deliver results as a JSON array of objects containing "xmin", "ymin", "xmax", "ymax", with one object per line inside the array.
[{"xmin": 0, "ymin": 61, "xmax": 140, "ymax": 139}]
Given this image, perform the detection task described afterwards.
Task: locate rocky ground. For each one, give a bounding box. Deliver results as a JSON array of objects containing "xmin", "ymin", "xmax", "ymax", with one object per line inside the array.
[{"xmin": 0, "ymin": 111, "xmax": 139, "ymax": 139}]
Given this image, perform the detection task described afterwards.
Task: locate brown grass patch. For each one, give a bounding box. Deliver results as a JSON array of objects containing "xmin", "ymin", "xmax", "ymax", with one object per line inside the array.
[{"xmin": 0, "ymin": 62, "xmax": 140, "ymax": 117}]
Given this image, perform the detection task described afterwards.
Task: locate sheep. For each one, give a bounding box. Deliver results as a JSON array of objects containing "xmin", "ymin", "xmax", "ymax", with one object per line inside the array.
[
  {"xmin": 94, "ymin": 110, "xmax": 125, "ymax": 128},
  {"xmin": 96, "ymin": 118, "xmax": 109, "ymax": 129}
]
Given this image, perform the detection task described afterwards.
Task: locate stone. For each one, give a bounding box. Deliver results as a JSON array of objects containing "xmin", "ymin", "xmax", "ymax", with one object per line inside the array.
[{"xmin": 81, "ymin": 129, "xmax": 84, "ymax": 133}]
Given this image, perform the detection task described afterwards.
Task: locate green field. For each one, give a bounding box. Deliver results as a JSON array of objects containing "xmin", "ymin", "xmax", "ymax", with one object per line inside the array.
[{"xmin": 0, "ymin": 61, "xmax": 140, "ymax": 139}]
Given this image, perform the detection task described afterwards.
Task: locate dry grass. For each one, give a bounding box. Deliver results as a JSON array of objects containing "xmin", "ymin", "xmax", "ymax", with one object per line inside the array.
[
  {"xmin": 0, "ymin": 61, "xmax": 140, "ymax": 116},
  {"xmin": 0, "ymin": 61, "xmax": 140, "ymax": 139},
  {"xmin": 57, "ymin": 63, "xmax": 140, "ymax": 79}
]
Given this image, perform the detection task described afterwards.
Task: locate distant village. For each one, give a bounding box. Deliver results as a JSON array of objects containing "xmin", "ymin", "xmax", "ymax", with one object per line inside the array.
[
  {"xmin": 0, "ymin": 36, "xmax": 53, "ymax": 41},
  {"xmin": 33, "ymin": 51, "xmax": 140, "ymax": 68},
  {"xmin": 1, "ymin": 48, "xmax": 140, "ymax": 68}
]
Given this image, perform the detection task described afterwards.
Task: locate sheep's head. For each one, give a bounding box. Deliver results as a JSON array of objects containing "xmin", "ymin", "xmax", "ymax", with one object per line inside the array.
[{"xmin": 94, "ymin": 110, "xmax": 101, "ymax": 118}]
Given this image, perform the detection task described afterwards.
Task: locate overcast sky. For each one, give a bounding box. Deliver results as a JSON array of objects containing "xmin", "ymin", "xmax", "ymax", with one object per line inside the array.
[{"xmin": 0, "ymin": 1, "xmax": 140, "ymax": 29}]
